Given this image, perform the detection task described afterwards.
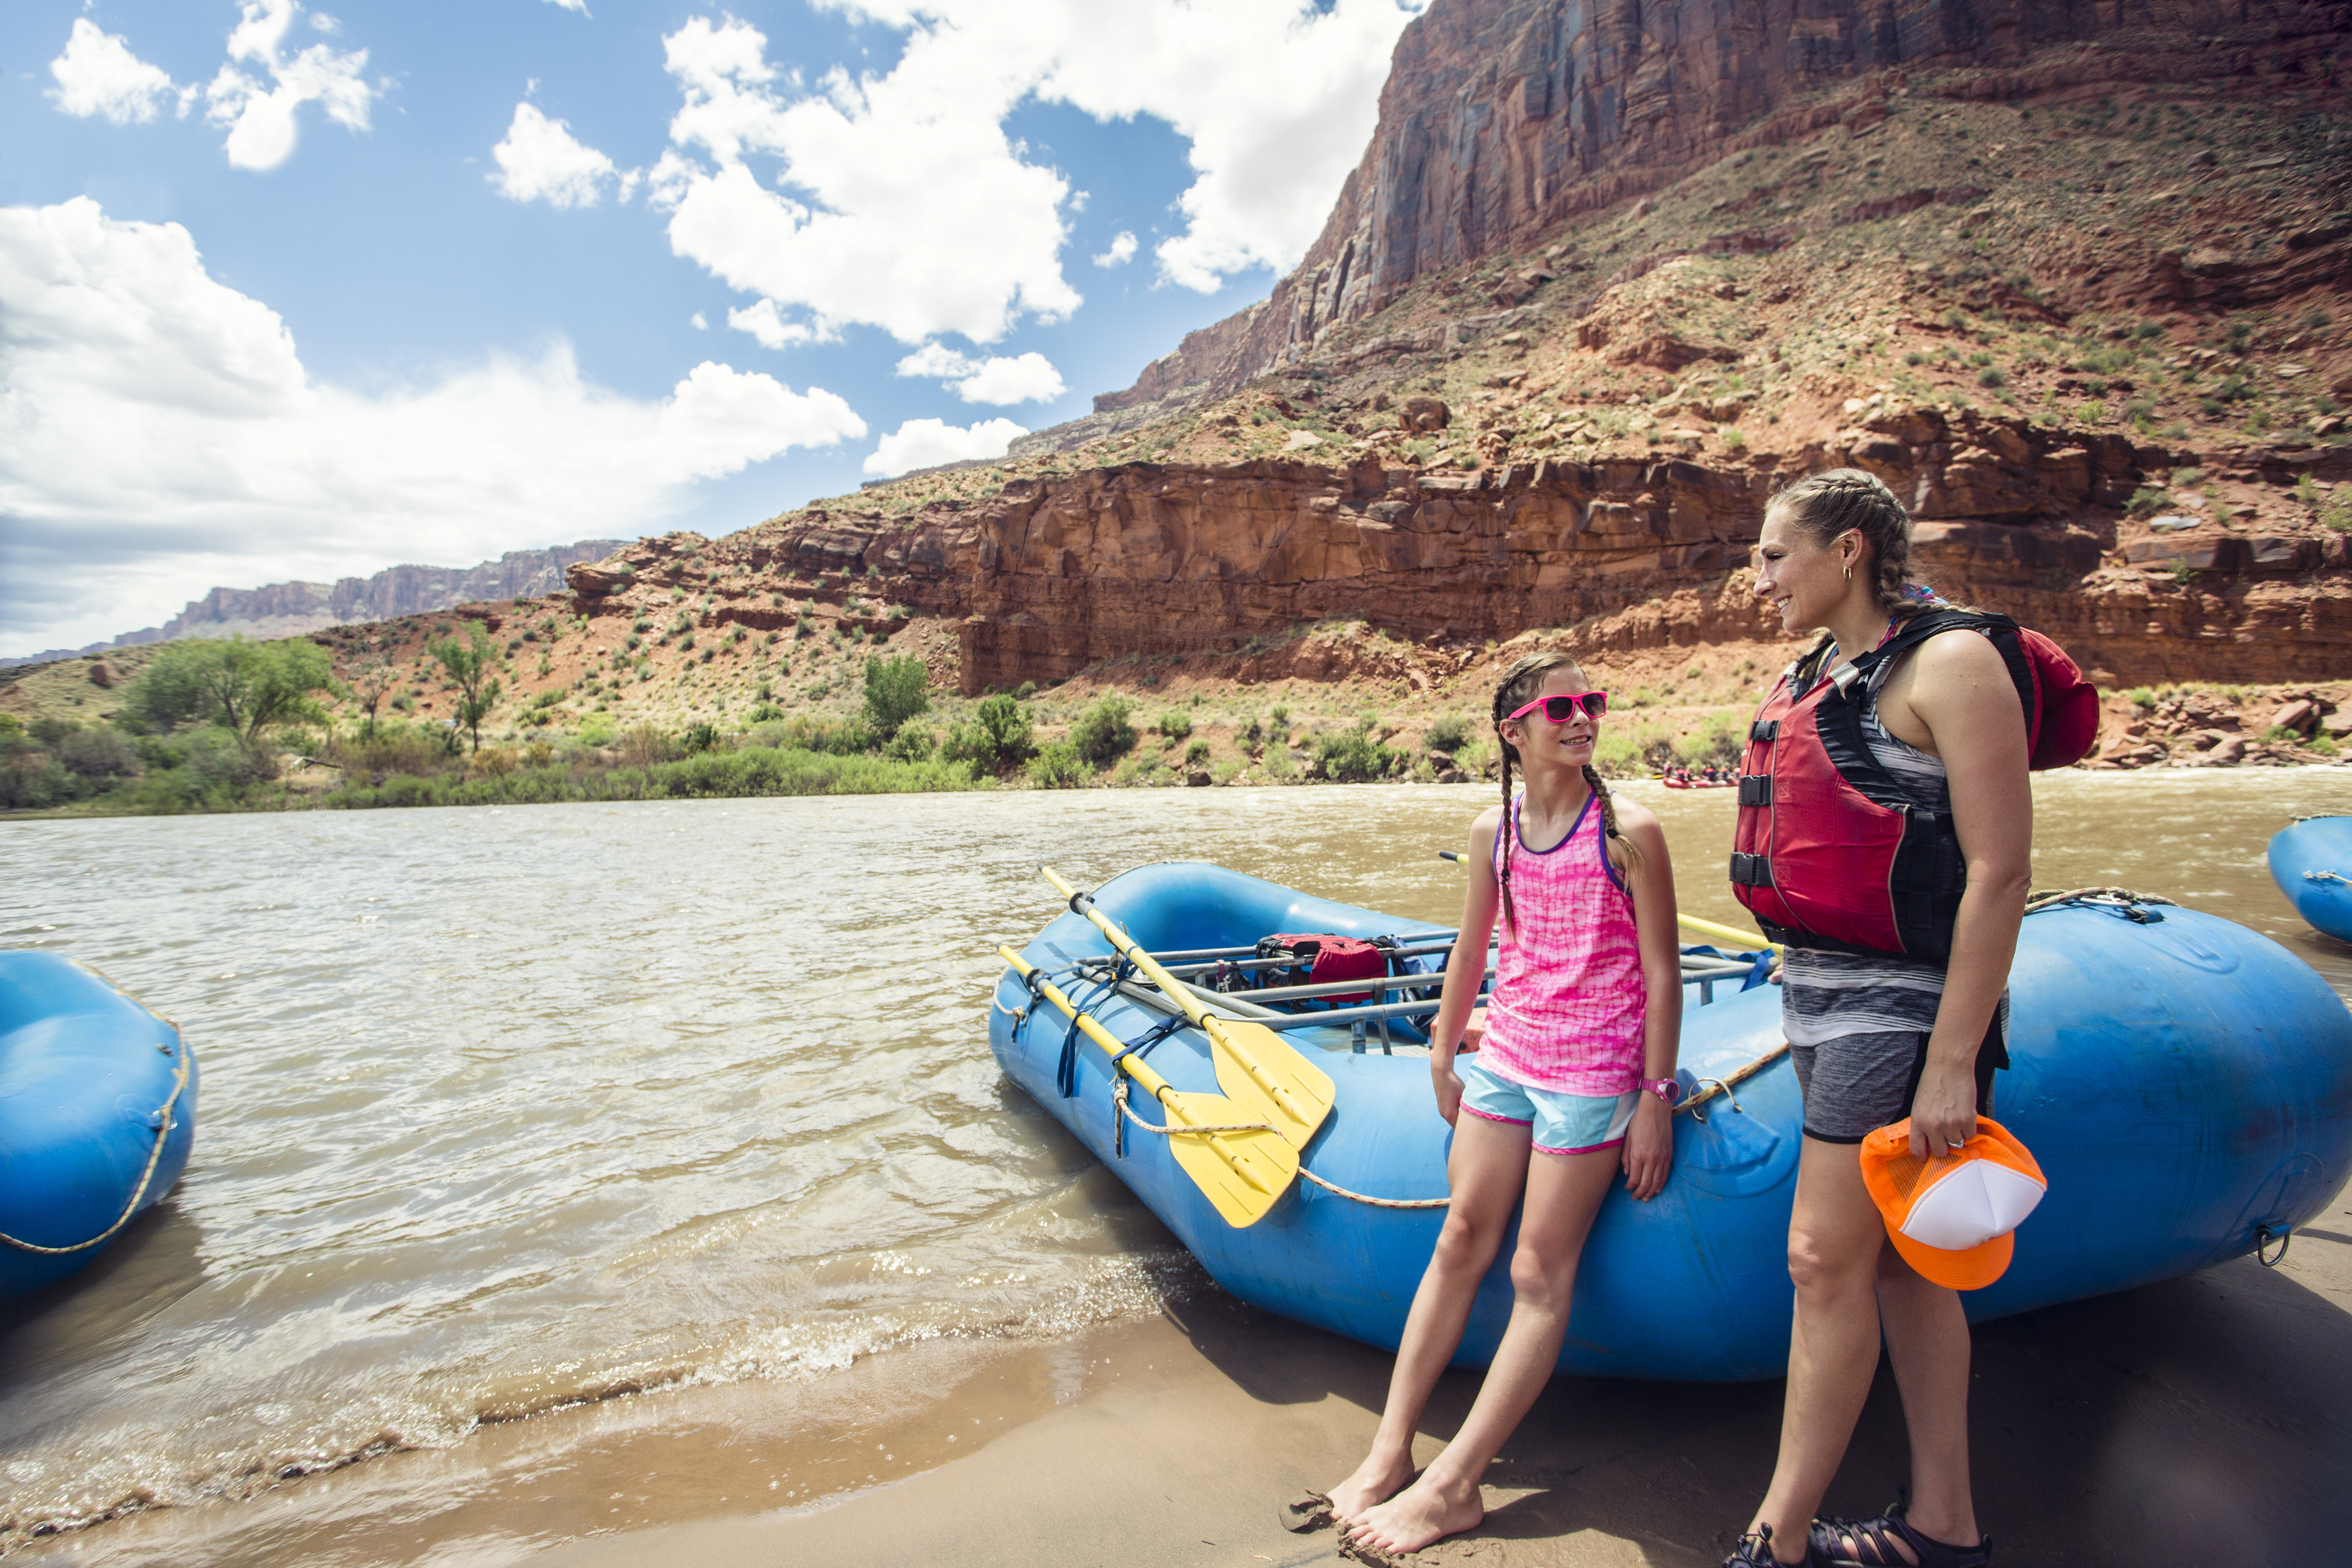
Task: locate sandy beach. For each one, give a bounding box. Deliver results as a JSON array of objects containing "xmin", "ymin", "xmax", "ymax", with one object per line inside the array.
[{"xmin": 521, "ymin": 1205, "xmax": 2352, "ymax": 1568}]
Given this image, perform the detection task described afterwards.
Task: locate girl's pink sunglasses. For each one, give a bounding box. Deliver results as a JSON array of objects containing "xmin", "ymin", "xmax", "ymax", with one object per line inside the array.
[{"xmin": 1505, "ymin": 690, "xmax": 1608, "ymax": 724}]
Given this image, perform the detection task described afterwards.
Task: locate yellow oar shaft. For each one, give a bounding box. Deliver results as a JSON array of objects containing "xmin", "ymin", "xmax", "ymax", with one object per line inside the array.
[
  {"xmin": 1039, "ymin": 867, "xmax": 1214, "ymax": 1028},
  {"xmin": 998, "ymin": 948, "xmax": 1179, "ymax": 1100},
  {"xmin": 1677, "ymin": 912, "xmax": 1782, "ymax": 954}
]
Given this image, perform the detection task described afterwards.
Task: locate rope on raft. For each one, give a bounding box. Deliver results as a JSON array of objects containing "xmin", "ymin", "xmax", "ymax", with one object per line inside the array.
[
  {"xmin": 0, "ymin": 1047, "xmax": 189, "ymax": 1255},
  {"xmin": 2022, "ymin": 886, "xmax": 2176, "ymax": 916}
]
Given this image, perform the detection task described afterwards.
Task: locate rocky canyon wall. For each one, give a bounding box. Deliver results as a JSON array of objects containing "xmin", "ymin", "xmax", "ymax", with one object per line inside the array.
[{"xmin": 1099, "ymin": 0, "xmax": 2349, "ymax": 413}]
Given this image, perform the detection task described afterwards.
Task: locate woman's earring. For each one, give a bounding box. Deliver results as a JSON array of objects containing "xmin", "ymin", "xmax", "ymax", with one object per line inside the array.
[{"xmin": 1843, "ymin": 561, "xmax": 1852, "ymax": 583}]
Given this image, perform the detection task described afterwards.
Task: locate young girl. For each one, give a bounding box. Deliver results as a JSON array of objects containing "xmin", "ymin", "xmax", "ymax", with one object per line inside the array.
[{"xmin": 1324, "ymin": 650, "xmax": 1684, "ymax": 1558}]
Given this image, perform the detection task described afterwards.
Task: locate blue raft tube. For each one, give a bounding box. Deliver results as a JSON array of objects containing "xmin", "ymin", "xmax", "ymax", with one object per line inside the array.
[
  {"xmin": 1, "ymin": 951, "xmax": 199, "ymax": 1303},
  {"xmin": 990, "ymin": 864, "xmax": 2352, "ymax": 1382},
  {"xmin": 2269, "ymin": 814, "xmax": 2352, "ymax": 943}
]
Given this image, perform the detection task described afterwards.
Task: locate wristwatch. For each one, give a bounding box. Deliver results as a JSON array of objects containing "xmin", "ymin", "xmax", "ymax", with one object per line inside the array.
[{"xmin": 1638, "ymin": 1078, "xmax": 1681, "ymax": 1107}]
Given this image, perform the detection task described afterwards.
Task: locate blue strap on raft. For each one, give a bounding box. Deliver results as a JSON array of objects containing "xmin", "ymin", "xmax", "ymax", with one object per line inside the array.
[
  {"xmin": 1108, "ymin": 1016, "xmax": 1188, "ymax": 1159},
  {"xmin": 1056, "ymin": 956, "xmax": 1137, "ymax": 1099}
]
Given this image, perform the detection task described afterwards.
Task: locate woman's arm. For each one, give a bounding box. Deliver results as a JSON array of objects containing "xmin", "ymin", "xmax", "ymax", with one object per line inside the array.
[
  {"xmin": 1902, "ymin": 631, "xmax": 2033, "ymax": 1160},
  {"xmin": 1427, "ymin": 808, "xmax": 1503, "ymax": 1126},
  {"xmin": 1618, "ymin": 805, "xmax": 1681, "ymax": 1200}
]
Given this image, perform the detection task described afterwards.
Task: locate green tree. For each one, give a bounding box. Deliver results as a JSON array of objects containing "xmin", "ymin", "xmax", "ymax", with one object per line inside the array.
[
  {"xmin": 123, "ymin": 636, "xmax": 335, "ymax": 743},
  {"xmin": 862, "ymin": 655, "xmax": 930, "ymax": 741},
  {"xmin": 428, "ymin": 624, "xmax": 505, "ymax": 755},
  {"xmin": 350, "ymin": 656, "xmax": 396, "ymax": 742}
]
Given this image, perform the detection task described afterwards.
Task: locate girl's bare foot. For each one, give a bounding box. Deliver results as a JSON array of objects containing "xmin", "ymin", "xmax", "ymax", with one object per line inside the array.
[
  {"xmin": 1323, "ymin": 1452, "xmax": 1416, "ymax": 1524},
  {"xmin": 1345, "ymin": 1472, "xmax": 1484, "ymax": 1555}
]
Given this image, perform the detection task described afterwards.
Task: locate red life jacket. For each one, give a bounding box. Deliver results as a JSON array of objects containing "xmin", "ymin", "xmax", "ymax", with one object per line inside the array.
[
  {"xmin": 1250, "ymin": 934, "xmax": 1389, "ymax": 1003},
  {"xmin": 1729, "ymin": 609, "xmax": 2097, "ymax": 960}
]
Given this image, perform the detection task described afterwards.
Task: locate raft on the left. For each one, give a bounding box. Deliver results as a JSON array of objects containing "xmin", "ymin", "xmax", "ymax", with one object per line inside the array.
[{"xmin": 0, "ymin": 950, "xmax": 198, "ymax": 1303}]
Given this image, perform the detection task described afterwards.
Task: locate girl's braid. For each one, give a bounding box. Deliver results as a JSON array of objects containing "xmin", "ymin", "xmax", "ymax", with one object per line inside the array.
[{"xmin": 1489, "ymin": 651, "xmax": 1579, "ymax": 933}]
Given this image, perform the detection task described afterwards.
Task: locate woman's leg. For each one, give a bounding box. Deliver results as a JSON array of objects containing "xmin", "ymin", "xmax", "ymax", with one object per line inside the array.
[
  {"xmin": 1747, "ymin": 1135, "xmax": 1892, "ymax": 1564},
  {"xmin": 1345, "ymin": 1142, "xmax": 1622, "ymax": 1555},
  {"xmin": 1868, "ymin": 1245, "xmax": 1980, "ymax": 1556},
  {"xmin": 1324, "ymin": 1110, "xmax": 1534, "ymax": 1522}
]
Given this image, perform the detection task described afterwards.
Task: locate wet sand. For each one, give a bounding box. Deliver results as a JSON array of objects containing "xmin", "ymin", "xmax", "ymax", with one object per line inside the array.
[{"xmin": 526, "ymin": 1190, "xmax": 2352, "ymax": 1568}]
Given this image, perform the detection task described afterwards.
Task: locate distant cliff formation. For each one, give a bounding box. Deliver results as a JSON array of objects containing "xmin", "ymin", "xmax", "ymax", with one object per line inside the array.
[
  {"xmin": 1097, "ymin": 0, "xmax": 2346, "ymax": 414},
  {"xmin": 4, "ymin": 540, "xmax": 626, "ymax": 668}
]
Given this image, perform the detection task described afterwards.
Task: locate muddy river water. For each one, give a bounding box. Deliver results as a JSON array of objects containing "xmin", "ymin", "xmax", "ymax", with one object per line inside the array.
[{"xmin": 3, "ymin": 771, "xmax": 2348, "ymax": 1565}]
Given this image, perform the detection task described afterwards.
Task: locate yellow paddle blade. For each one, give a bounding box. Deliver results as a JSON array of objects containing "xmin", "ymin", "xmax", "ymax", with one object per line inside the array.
[
  {"xmin": 1038, "ymin": 864, "xmax": 1337, "ymax": 1152},
  {"xmin": 1155, "ymin": 1090, "xmax": 1301, "ymax": 1229},
  {"xmin": 1202, "ymin": 1016, "xmax": 1335, "ymax": 1149}
]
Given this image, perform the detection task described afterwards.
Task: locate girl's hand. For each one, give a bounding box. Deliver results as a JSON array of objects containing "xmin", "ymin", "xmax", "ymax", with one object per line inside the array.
[
  {"xmin": 1907, "ymin": 1062, "xmax": 1980, "ymax": 1160},
  {"xmin": 1621, "ymin": 1096, "xmax": 1672, "ymax": 1200},
  {"xmin": 1432, "ymin": 1061, "xmax": 1464, "ymax": 1127}
]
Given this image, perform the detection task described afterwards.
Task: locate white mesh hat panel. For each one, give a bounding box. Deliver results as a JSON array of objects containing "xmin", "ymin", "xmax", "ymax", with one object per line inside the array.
[{"xmin": 1898, "ymin": 1160, "xmax": 2047, "ymax": 1252}]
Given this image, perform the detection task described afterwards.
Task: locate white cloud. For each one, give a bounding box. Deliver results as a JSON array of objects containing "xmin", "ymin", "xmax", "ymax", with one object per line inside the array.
[
  {"xmin": 1092, "ymin": 231, "xmax": 1137, "ymax": 268},
  {"xmin": 862, "ymin": 417, "xmax": 1024, "ymax": 477},
  {"xmin": 48, "ymin": 19, "xmax": 179, "ymax": 126},
  {"xmin": 892, "ymin": 343, "xmax": 1065, "ymax": 404},
  {"xmin": 651, "ymin": 15, "xmax": 1081, "ymax": 346},
  {"xmin": 490, "ymin": 102, "xmax": 624, "ymax": 209},
  {"xmin": 690, "ymin": 311, "xmax": 708, "ymax": 329},
  {"xmin": 544, "ymin": 0, "xmax": 592, "ymax": 12},
  {"xmin": 727, "ymin": 297, "xmax": 819, "ymax": 350},
  {"xmin": 203, "ymin": 0, "xmax": 376, "ymax": 172},
  {"xmin": 0, "ymin": 199, "xmax": 865, "ymax": 652},
  {"xmin": 799, "ymin": 1, "xmax": 1422, "ymax": 294}
]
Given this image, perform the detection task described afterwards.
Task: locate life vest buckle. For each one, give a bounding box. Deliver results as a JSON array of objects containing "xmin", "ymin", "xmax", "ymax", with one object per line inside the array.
[
  {"xmin": 1728, "ymin": 852, "xmax": 1775, "ymax": 888},
  {"xmin": 1737, "ymin": 775, "xmax": 1772, "ymax": 807},
  {"xmin": 1748, "ymin": 719, "xmax": 1780, "ymax": 742}
]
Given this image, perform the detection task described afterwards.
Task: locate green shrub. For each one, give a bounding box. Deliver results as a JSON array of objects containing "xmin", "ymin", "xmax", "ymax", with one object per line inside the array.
[
  {"xmin": 682, "ymin": 722, "xmax": 721, "ymax": 754},
  {"xmin": 861, "ymin": 655, "xmax": 930, "ymax": 740},
  {"xmin": 1028, "ymin": 738, "xmax": 1089, "ymax": 788},
  {"xmin": 1070, "ymin": 695, "xmax": 1138, "ymax": 766},
  {"xmin": 2124, "ymin": 486, "xmax": 2169, "ymax": 517},
  {"xmin": 1184, "ymin": 738, "xmax": 1211, "ymax": 764},
  {"xmin": 885, "ymin": 725, "xmax": 937, "ymax": 762},
  {"xmin": 578, "ymin": 714, "xmax": 618, "ymax": 747},
  {"xmin": 1317, "ymin": 729, "xmax": 1399, "ymax": 782},
  {"xmin": 2126, "ymin": 687, "xmax": 2155, "ymax": 708},
  {"xmin": 1976, "ymin": 366, "xmax": 2008, "ymax": 389},
  {"xmin": 1425, "ymin": 715, "xmax": 1473, "ymax": 752},
  {"xmin": 1156, "ymin": 710, "xmax": 1193, "ymax": 741},
  {"xmin": 942, "ymin": 694, "xmax": 1035, "ymax": 771}
]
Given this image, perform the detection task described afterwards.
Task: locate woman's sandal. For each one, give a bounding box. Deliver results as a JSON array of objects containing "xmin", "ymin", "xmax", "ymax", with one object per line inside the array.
[
  {"xmin": 1808, "ymin": 1496, "xmax": 1990, "ymax": 1568},
  {"xmin": 1723, "ymin": 1523, "xmax": 1822, "ymax": 1567}
]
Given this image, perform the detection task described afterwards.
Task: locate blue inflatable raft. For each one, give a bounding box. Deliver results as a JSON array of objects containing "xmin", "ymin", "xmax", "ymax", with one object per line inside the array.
[
  {"xmin": 1, "ymin": 951, "xmax": 198, "ymax": 1303},
  {"xmin": 990, "ymin": 864, "xmax": 2352, "ymax": 1382},
  {"xmin": 2269, "ymin": 815, "xmax": 2352, "ymax": 943}
]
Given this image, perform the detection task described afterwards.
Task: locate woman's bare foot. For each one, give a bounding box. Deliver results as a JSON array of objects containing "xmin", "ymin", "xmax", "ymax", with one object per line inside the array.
[
  {"xmin": 1323, "ymin": 1452, "xmax": 1416, "ymax": 1524},
  {"xmin": 1345, "ymin": 1472, "xmax": 1484, "ymax": 1556}
]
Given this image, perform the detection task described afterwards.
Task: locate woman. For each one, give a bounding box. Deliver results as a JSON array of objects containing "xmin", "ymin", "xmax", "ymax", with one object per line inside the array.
[{"xmin": 1724, "ymin": 470, "xmax": 2029, "ymax": 1568}]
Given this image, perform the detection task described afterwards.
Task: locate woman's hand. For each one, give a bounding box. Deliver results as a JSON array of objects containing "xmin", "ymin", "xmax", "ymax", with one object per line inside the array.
[
  {"xmin": 1907, "ymin": 1060, "xmax": 1980, "ymax": 1160},
  {"xmin": 1621, "ymin": 1095, "xmax": 1672, "ymax": 1200},
  {"xmin": 1432, "ymin": 1060, "xmax": 1464, "ymax": 1127}
]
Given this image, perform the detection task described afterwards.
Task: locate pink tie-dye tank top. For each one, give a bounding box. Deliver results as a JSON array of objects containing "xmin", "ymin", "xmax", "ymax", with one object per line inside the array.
[{"xmin": 1479, "ymin": 790, "xmax": 1648, "ymax": 1096}]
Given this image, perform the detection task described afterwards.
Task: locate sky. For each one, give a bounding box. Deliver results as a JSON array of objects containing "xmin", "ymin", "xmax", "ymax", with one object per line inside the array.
[{"xmin": 0, "ymin": 0, "xmax": 1424, "ymax": 655}]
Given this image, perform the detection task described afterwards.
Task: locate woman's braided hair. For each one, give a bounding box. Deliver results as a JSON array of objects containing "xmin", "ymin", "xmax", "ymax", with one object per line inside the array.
[
  {"xmin": 1768, "ymin": 466, "xmax": 1926, "ymax": 615},
  {"xmin": 1490, "ymin": 650, "xmax": 1638, "ymax": 934}
]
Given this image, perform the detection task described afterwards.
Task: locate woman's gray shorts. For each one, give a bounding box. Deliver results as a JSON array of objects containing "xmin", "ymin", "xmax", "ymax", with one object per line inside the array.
[{"xmin": 1789, "ymin": 1029, "xmax": 1998, "ymax": 1144}]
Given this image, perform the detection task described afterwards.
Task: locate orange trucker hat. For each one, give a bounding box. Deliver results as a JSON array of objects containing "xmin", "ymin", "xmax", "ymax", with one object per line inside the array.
[{"xmin": 1860, "ymin": 1117, "xmax": 2047, "ymax": 1291}]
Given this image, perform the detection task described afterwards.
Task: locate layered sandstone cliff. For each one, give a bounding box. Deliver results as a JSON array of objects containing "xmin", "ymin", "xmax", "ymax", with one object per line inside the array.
[{"xmin": 1096, "ymin": 0, "xmax": 2349, "ymax": 415}]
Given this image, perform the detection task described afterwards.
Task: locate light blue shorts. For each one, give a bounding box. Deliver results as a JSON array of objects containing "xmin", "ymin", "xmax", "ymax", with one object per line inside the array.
[{"xmin": 1457, "ymin": 1054, "xmax": 1637, "ymax": 1155}]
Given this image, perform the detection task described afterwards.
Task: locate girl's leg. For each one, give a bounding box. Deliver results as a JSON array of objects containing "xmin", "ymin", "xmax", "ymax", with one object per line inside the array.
[
  {"xmin": 1747, "ymin": 1136, "xmax": 1891, "ymax": 1564},
  {"xmin": 1345, "ymin": 1143, "xmax": 1622, "ymax": 1556},
  {"xmin": 1324, "ymin": 1110, "xmax": 1534, "ymax": 1522}
]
